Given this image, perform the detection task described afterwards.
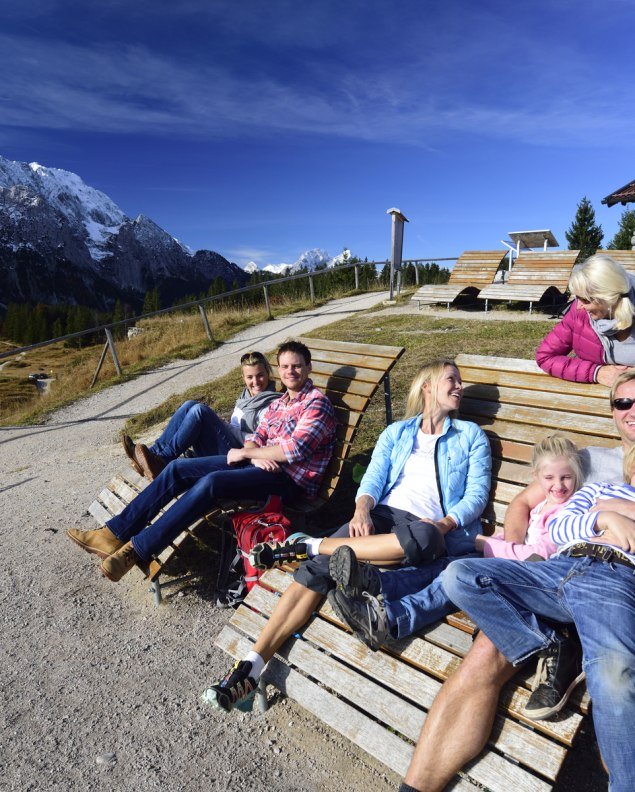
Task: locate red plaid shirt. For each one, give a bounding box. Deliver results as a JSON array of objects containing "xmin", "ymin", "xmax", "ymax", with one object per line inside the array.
[{"xmin": 246, "ymin": 379, "xmax": 336, "ymax": 498}]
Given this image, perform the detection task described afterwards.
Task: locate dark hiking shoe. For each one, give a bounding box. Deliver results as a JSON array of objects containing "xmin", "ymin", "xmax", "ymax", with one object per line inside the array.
[
  {"xmin": 134, "ymin": 444, "xmax": 166, "ymax": 481},
  {"xmin": 522, "ymin": 631, "xmax": 585, "ymax": 720},
  {"xmin": 122, "ymin": 434, "xmax": 142, "ymax": 475},
  {"xmin": 249, "ymin": 533, "xmax": 311, "ymax": 570},
  {"xmin": 328, "ymin": 545, "xmax": 381, "ymax": 600},
  {"xmin": 327, "ymin": 588, "xmax": 389, "ymax": 651},
  {"xmin": 201, "ymin": 660, "xmax": 257, "ymax": 712}
]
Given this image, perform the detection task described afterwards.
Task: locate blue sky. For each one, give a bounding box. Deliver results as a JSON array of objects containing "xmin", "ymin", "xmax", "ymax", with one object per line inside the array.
[{"xmin": 1, "ymin": 0, "xmax": 634, "ymax": 270}]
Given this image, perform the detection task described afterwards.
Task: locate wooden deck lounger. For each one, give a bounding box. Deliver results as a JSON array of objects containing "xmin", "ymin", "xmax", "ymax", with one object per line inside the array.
[
  {"xmin": 412, "ymin": 250, "xmax": 508, "ymax": 309},
  {"xmin": 478, "ymin": 250, "xmax": 582, "ymax": 313},
  {"xmin": 88, "ymin": 337, "xmax": 405, "ymax": 604},
  {"xmin": 216, "ymin": 353, "xmax": 617, "ymax": 790}
]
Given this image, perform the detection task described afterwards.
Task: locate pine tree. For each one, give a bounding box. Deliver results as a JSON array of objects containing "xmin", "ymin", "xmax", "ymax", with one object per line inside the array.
[
  {"xmin": 565, "ymin": 196, "xmax": 604, "ymax": 260},
  {"xmin": 607, "ymin": 209, "xmax": 635, "ymax": 250}
]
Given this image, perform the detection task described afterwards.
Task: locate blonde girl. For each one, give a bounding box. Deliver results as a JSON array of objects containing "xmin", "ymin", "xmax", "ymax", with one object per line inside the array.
[{"xmin": 475, "ymin": 434, "xmax": 582, "ymax": 560}]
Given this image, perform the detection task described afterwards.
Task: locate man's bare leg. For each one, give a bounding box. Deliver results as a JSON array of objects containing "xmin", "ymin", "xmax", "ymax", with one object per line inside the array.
[
  {"xmin": 404, "ymin": 633, "xmax": 516, "ymax": 792},
  {"xmin": 252, "ymin": 581, "xmax": 323, "ymax": 661}
]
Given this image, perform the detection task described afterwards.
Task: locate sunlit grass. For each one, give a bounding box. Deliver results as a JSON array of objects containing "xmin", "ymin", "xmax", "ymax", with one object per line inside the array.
[{"xmin": 0, "ymin": 286, "xmax": 367, "ymax": 426}]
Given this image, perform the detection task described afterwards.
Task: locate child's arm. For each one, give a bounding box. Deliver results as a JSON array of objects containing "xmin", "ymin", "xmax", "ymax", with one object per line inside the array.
[{"xmin": 502, "ymin": 479, "xmax": 542, "ymax": 542}]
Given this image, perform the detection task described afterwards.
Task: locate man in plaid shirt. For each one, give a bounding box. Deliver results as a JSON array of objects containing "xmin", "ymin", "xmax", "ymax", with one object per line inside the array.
[
  {"xmin": 67, "ymin": 340, "xmax": 336, "ymax": 583},
  {"xmin": 227, "ymin": 345, "xmax": 336, "ymax": 498}
]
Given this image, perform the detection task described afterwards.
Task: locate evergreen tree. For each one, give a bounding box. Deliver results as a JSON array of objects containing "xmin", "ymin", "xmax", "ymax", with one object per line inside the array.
[
  {"xmin": 565, "ymin": 196, "xmax": 604, "ymax": 259},
  {"xmin": 608, "ymin": 209, "xmax": 635, "ymax": 250},
  {"xmin": 142, "ymin": 288, "xmax": 160, "ymax": 314}
]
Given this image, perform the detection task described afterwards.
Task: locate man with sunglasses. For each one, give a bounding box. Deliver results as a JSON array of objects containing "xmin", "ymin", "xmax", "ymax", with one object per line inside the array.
[
  {"xmin": 399, "ymin": 370, "xmax": 635, "ymax": 792},
  {"xmin": 67, "ymin": 340, "xmax": 336, "ymax": 583}
]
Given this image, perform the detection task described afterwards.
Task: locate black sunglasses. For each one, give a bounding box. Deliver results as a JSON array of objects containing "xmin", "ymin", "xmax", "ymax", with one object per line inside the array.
[{"xmin": 612, "ymin": 398, "xmax": 635, "ymax": 411}]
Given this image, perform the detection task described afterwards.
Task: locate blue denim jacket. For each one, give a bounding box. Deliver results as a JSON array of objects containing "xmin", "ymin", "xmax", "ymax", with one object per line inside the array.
[{"xmin": 357, "ymin": 415, "xmax": 491, "ymax": 555}]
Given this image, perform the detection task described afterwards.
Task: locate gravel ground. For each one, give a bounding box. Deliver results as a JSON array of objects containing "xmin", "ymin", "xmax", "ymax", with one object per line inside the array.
[{"xmin": 0, "ymin": 291, "xmax": 404, "ymax": 792}]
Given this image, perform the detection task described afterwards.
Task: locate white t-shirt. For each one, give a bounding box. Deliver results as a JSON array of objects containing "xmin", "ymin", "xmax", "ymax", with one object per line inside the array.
[
  {"xmin": 230, "ymin": 405, "xmax": 244, "ymax": 427},
  {"xmin": 379, "ymin": 429, "xmax": 444, "ymax": 521}
]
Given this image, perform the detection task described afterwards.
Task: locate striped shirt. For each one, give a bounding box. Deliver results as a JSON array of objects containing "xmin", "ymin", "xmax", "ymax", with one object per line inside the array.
[
  {"xmin": 548, "ymin": 482, "xmax": 635, "ymax": 564},
  {"xmin": 246, "ymin": 378, "xmax": 337, "ymax": 499}
]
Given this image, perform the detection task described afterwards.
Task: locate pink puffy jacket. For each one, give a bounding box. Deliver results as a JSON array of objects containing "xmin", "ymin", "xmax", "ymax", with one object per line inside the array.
[{"xmin": 535, "ymin": 303, "xmax": 604, "ymax": 383}]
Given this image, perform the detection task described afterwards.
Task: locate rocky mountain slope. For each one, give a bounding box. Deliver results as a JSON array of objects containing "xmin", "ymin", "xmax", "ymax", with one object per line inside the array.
[{"xmin": 0, "ymin": 156, "xmax": 247, "ymax": 310}]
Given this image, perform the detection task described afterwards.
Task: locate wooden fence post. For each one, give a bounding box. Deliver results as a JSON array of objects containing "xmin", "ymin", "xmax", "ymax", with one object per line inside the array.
[
  {"xmin": 309, "ymin": 276, "xmax": 315, "ymax": 304},
  {"xmin": 354, "ymin": 265, "xmax": 360, "ymax": 290},
  {"xmin": 105, "ymin": 328, "xmax": 122, "ymax": 376},
  {"xmin": 263, "ymin": 285, "xmax": 272, "ymax": 319},
  {"xmin": 198, "ymin": 304, "xmax": 214, "ymax": 341}
]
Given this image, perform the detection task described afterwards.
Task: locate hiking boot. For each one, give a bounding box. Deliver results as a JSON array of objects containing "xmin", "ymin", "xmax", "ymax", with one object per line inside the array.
[
  {"xmin": 100, "ymin": 541, "xmax": 140, "ymax": 582},
  {"xmin": 67, "ymin": 526, "xmax": 123, "ymax": 559},
  {"xmin": 522, "ymin": 630, "xmax": 585, "ymax": 720},
  {"xmin": 134, "ymin": 444, "xmax": 166, "ymax": 481},
  {"xmin": 249, "ymin": 532, "xmax": 311, "ymax": 570},
  {"xmin": 122, "ymin": 435, "xmax": 143, "ymax": 475},
  {"xmin": 201, "ymin": 660, "xmax": 257, "ymax": 712},
  {"xmin": 329, "ymin": 545, "xmax": 381, "ymax": 599},
  {"xmin": 327, "ymin": 588, "xmax": 389, "ymax": 651}
]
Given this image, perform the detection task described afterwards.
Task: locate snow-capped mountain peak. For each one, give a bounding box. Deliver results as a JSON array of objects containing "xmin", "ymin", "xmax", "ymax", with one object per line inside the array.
[{"xmin": 0, "ymin": 154, "xmax": 247, "ymax": 310}]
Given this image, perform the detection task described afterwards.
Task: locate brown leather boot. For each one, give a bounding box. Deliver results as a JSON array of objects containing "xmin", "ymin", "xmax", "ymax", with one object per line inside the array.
[
  {"xmin": 122, "ymin": 434, "xmax": 143, "ymax": 475},
  {"xmin": 100, "ymin": 541, "xmax": 140, "ymax": 582},
  {"xmin": 134, "ymin": 444, "xmax": 166, "ymax": 481},
  {"xmin": 67, "ymin": 526, "xmax": 123, "ymax": 559}
]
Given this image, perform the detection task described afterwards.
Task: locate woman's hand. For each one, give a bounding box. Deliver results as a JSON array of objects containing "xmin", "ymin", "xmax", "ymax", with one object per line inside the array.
[
  {"xmin": 349, "ymin": 496, "xmax": 375, "ymax": 537},
  {"xmin": 596, "ymin": 365, "xmax": 629, "ymax": 387}
]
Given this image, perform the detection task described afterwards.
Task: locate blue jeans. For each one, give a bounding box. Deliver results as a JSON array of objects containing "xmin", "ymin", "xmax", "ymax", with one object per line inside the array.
[
  {"xmin": 381, "ymin": 558, "xmax": 469, "ymax": 638},
  {"xmin": 442, "ymin": 555, "xmax": 635, "ymax": 792},
  {"xmin": 149, "ymin": 400, "xmax": 240, "ymax": 462},
  {"xmin": 107, "ymin": 455, "xmax": 301, "ymax": 561}
]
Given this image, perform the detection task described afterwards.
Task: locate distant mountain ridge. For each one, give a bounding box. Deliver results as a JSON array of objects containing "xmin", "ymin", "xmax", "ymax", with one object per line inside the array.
[{"xmin": 0, "ymin": 155, "xmax": 247, "ymax": 310}]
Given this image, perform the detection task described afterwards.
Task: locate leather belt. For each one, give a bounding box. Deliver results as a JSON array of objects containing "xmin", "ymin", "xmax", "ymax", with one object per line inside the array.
[{"xmin": 565, "ymin": 542, "xmax": 635, "ymax": 570}]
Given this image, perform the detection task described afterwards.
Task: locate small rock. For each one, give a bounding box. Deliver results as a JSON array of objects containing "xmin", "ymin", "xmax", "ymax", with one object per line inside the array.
[{"xmin": 95, "ymin": 752, "xmax": 117, "ymax": 766}]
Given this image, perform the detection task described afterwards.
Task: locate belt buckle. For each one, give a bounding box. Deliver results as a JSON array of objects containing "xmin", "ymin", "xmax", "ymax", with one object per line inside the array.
[{"xmin": 596, "ymin": 545, "xmax": 614, "ymax": 563}]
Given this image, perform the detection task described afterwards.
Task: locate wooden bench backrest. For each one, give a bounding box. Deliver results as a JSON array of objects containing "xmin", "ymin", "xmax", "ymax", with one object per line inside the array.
[
  {"xmin": 268, "ymin": 337, "xmax": 405, "ymax": 506},
  {"xmin": 596, "ymin": 249, "xmax": 635, "ymax": 274},
  {"xmin": 447, "ymin": 250, "xmax": 508, "ymax": 286},
  {"xmin": 455, "ymin": 353, "xmax": 619, "ymax": 530},
  {"xmin": 507, "ymin": 250, "xmax": 581, "ymax": 289}
]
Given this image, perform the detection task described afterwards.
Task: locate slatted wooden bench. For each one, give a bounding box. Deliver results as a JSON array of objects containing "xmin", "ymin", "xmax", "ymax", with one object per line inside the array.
[
  {"xmin": 216, "ymin": 353, "xmax": 618, "ymax": 790},
  {"xmin": 478, "ymin": 250, "xmax": 582, "ymax": 313},
  {"xmin": 596, "ymin": 248, "xmax": 635, "ymax": 274},
  {"xmin": 412, "ymin": 250, "xmax": 508, "ymax": 310},
  {"xmin": 88, "ymin": 337, "xmax": 405, "ymax": 604}
]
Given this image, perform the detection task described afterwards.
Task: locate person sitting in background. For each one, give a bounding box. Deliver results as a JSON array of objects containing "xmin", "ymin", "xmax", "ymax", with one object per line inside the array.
[
  {"xmin": 121, "ymin": 350, "xmax": 280, "ymax": 480},
  {"xmin": 67, "ymin": 340, "xmax": 336, "ymax": 584},
  {"xmin": 536, "ymin": 253, "xmax": 635, "ymax": 385},
  {"xmin": 202, "ymin": 359, "xmax": 491, "ymax": 713}
]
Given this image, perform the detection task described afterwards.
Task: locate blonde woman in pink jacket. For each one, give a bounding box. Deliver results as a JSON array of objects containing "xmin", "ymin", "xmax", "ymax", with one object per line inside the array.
[{"xmin": 536, "ymin": 254, "xmax": 635, "ymax": 386}]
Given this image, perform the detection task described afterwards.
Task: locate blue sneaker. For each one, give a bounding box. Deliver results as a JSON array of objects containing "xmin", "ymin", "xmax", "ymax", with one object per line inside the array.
[{"xmin": 249, "ymin": 532, "xmax": 312, "ymax": 570}]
